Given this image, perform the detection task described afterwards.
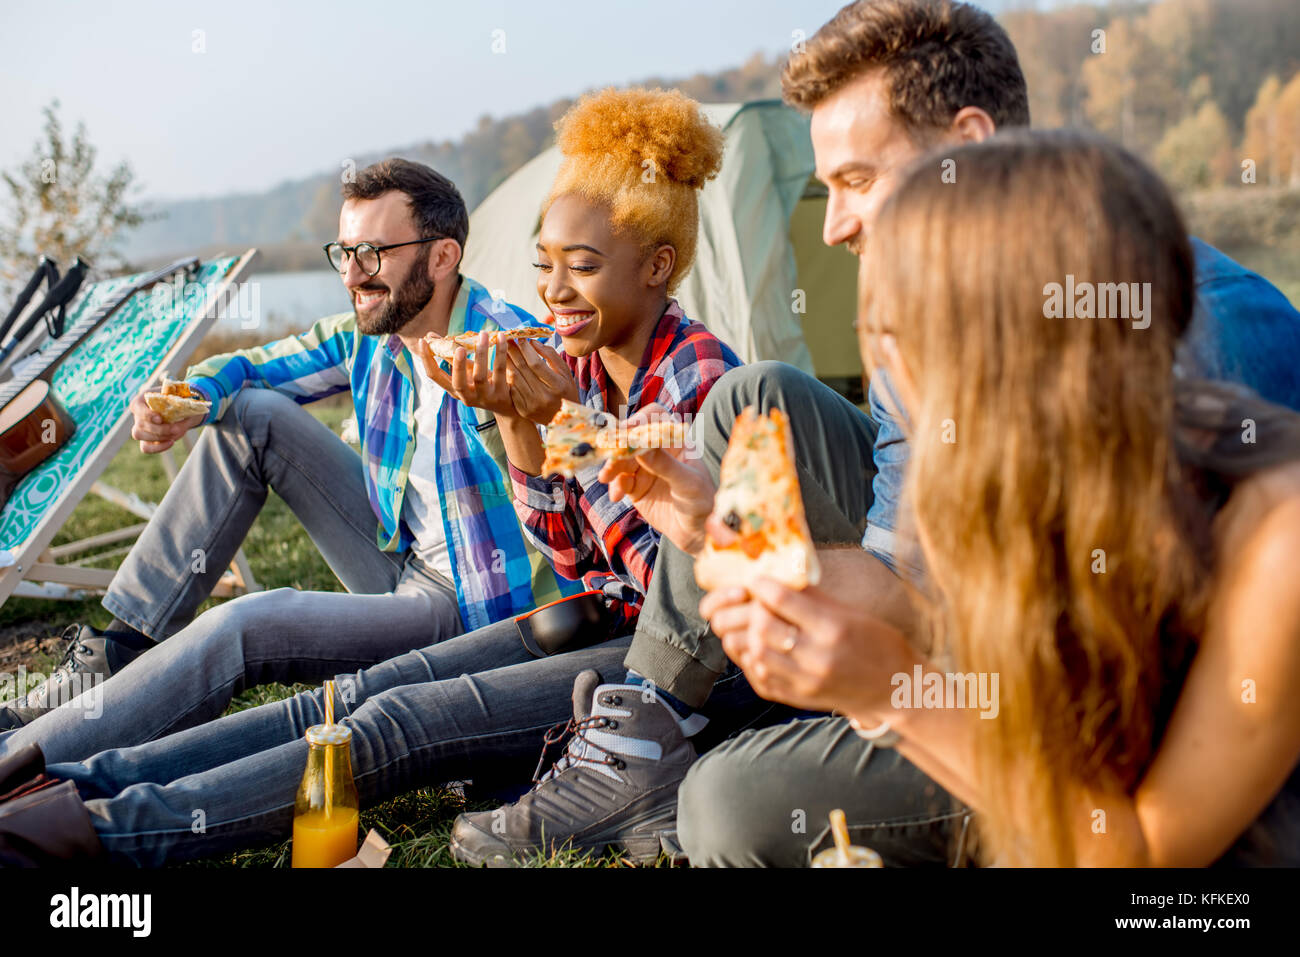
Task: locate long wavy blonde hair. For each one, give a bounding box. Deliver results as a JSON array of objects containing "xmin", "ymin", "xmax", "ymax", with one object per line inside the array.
[{"xmin": 861, "ymin": 130, "xmax": 1213, "ymax": 865}]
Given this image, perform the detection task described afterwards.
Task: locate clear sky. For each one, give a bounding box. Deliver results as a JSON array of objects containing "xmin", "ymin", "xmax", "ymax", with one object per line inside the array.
[{"xmin": 7, "ymin": 0, "xmax": 997, "ymax": 201}]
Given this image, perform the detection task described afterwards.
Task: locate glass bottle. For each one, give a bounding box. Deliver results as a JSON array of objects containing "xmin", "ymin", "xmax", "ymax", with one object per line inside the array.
[{"xmin": 290, "ymin": 724, "xmax": 360, "ymax": 868}]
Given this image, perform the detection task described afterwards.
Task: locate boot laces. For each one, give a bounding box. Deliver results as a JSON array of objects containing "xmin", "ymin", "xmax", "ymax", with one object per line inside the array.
[
  {"xmin": 53, "ymin": 625, "xmax": 92, "ymax": 676},
  {"xmin": 14, "ymin": 626, "xmax": 87, "ymax": 707},
  {"xmin": 530, "ymin": 715, "xmax": 625, "ymax": 785}
]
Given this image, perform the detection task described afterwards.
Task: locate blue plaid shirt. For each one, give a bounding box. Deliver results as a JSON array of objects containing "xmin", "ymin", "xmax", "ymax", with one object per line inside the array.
[{"xmin": 186, "ymin": 275, "xmax": 575, "ymax": 630}]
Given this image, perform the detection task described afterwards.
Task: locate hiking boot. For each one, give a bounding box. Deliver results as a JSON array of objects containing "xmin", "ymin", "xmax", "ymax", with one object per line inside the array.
[
  {"xmin": 0, "ymin": 625, "xmax": 147, "ymax": 731},
  {"xmin": 449, "ymin": 670, "xmax": 696, "ymax": 867}
]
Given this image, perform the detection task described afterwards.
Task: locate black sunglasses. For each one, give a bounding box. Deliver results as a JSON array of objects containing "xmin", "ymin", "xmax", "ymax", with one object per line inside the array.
[{"xmin": 323, "ymin": 236, "xmax": 446, "ymax": 277}]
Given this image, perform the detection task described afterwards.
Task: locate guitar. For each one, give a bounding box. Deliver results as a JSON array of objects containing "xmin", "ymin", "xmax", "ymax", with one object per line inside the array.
[{"xmin": 0, "ymin": 257, "xmax": 201, "ymax": 507}]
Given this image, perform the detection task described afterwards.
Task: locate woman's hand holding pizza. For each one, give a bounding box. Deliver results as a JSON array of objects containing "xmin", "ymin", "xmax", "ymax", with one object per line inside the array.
[
  {"xmin": 505, "ymin": 340, "xmax": 580, "ymax": 425},
  {"xmin": 598, "ymin": 403, "xmax": 719, "ymax": 556},
  {"xmin": 416, "ymin": 332, "xmax": 520, "ymax": 420},
  {"xmin": 700, "ymin": 576, "xmax": 918, "ymax": 719}
]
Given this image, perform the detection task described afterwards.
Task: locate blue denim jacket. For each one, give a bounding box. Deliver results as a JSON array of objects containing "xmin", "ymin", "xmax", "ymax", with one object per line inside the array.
[
  {"xmin": 1178, "ymin": 238, "xmax": 1300, "ymax": 412},
  {"xmin": 861, "ymin": 239, "xmax": 1300, "ymax": 577}
]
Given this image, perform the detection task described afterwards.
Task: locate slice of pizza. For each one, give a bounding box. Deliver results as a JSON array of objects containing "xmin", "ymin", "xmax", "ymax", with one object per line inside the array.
[
  {"xmin": 540, "ymin": 400, "xmax": 612, "ymax": 478},
  {"xmin": 423, "ymin": 326, "xmax": 554, "ymax": 361},
  {"xmin": 597, "ymin": 419, "xmax": 692, "ymax": 456},
  {"xmin": 694, "ymin": 406, "xmax": 820, "ymax": 591},
  {"xmin": 143, "ymin": 375, "xmax": 211, "ymax": 424},
  {"xmin": 541, "ymin": 402, "xmax": 694, "ymax": 479}
]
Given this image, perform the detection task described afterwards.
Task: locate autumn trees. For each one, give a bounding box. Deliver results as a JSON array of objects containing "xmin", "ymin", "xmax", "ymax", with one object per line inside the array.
[{"xmin": 1004, "ymin": 0, "xmax": 1299, "ymax": 192}]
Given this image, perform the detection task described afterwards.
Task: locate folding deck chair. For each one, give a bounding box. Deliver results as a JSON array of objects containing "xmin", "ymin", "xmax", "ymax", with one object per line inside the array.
[{"xmin": 0, "ymin": 250, "xmax": 260, "ymax": 606}]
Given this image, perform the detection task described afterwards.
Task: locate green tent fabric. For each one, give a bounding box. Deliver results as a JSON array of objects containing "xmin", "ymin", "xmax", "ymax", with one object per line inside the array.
[{"xmin": 461, "ymin": 101, "xmax": 861, "ymax": 388}]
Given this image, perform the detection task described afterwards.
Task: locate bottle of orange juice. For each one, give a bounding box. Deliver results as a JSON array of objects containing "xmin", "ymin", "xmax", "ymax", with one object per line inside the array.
[{"xmin": 291, "ymin": 724, "xmax": 360, "ymax": 868}]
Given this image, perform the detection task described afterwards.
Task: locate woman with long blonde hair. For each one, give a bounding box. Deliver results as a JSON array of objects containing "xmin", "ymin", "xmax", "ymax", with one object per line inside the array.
[{"xmin": 694, "ymin": 129, "xmax": 1300, "ymax": 866}]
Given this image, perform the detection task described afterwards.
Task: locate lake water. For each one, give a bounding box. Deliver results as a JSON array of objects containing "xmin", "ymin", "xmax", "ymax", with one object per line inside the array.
[{"xmin": 206, "ymin": 269, "xmax": 354, "ymax": 336}]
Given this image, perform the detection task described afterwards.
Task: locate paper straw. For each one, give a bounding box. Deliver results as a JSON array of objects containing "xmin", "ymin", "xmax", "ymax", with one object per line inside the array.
[
  {"xmin": 830, "ymin": 808, "xmax": 851, "ymax": 858},
  {"xmin": 323, "ymin": 680, "xmax": 335, "ymax": 818}
]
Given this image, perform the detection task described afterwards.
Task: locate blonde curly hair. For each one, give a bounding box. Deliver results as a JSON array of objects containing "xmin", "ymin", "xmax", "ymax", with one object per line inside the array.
[{"xmin": 544, "ymin": 87, "xmax": 725, "ymax": 293}]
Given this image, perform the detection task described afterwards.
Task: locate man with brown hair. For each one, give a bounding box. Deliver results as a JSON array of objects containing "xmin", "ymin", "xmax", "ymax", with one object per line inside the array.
[
  {"xmin": 674, "ymin": 0, "xmax": 1300, "ymax": 867},
  {"xmin": 0, "ymin": 158, "xmax": 573, "ymax": 746},
  {"xmin": 455, "ymin": 0, "xmax": 1300, "ymax": 867}
]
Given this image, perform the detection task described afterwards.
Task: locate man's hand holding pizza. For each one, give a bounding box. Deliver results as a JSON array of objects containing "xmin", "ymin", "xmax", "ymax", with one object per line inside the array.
[
  {"xmin": 598, "ymin": 402, "xmax": 721, "ymax": 557},
  {"xmin": 129, "ymin": 384, "xmax": 207, "ymax": 455}
]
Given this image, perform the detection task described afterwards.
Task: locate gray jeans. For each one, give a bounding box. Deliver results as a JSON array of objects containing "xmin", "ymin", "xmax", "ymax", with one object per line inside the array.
[
  {"xmin": 45, "ymin": 625, "xmax": 782, "ymax": 866},
  {"xmin": 627, "ymin": 363, "xmax": 969, "ymax": 866},
  {"xmin": 0, "ymin": 387, "xmax": 463, "ymax": 765},
  {"xmin": 677, "ymin": 716, "xmax": 969, "ymax": 867}
]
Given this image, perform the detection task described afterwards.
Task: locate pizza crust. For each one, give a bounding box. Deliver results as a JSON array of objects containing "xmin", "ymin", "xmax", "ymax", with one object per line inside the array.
[
  {"xmin": 604, "ymin": 420, "xmax": 691, "ymax": 455},
  {"xmin": 694, "ymin": 539, "xmax": 819, "ymax": 592},
  {"xmin": 143, "ymin": 376, "xmax": 211, "ymax": 423},
  {"xmin": 424, "ymin": 326, "xmax": 553, "ymax": 361},
  {"xmin": 540, "ymin": 400, "xmax": 693, "ymax": 479}
]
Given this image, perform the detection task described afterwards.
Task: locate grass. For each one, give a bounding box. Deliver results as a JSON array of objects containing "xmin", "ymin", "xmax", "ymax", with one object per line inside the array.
[{"xmin": 0, "ymin": 398, "xmax": 652, "ymax": 868}]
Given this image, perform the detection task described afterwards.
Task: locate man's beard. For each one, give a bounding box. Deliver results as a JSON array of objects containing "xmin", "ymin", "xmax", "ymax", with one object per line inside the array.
[{"xmin": 353, "ymin": 248, "xmax": 435, "ymax": 336}]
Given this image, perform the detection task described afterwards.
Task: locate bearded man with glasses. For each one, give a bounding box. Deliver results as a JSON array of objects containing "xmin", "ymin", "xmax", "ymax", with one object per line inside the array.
[{"xmin": 0, "ymin": 159, "xmax": 574, "ymax": 753}]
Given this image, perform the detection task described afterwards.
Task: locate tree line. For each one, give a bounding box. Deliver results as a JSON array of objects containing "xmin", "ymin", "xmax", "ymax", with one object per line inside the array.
[{"xmin": 3, "ymin": 0, "xmax": 1298, "ymax": 281}]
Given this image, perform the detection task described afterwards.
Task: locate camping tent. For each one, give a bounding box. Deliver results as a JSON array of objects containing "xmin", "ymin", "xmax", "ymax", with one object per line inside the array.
[{"xmin": 461, "ymin": 101, "xmax": 863, "ymax": 401}]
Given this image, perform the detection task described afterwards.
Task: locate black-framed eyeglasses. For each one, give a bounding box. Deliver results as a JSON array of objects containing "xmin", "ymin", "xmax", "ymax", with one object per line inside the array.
[{"xmin": 323, "ymin": 236, "xmax": 446, "ymax": 277}]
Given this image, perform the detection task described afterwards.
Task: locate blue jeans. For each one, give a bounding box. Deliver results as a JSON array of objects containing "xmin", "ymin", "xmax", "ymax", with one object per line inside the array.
[
  {"xmin": 50, "ymin": 623, "xmax": 773, "ymax": 866},
  {"xmin": 0, "ymin": 387, "xmax": 464, "ymax": 765},
  {"xmin": 54, "ymin": 620, "xmax": 620, "ymax": 864}
]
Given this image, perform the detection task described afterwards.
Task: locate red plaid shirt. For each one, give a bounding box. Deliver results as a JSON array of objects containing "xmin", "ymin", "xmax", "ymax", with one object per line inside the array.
[{"xmin": 509, "ymin": 300, "xmax": 742, "ymax": 632}]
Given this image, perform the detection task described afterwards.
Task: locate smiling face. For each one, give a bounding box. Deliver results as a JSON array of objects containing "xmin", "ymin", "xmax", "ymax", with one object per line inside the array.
[
  {"xmin": 534, "ymin": 192, "xmax": 673, "ymax": 360},
  {"xmin": 810, "ymin": 69, "xmax": 942, "ymax": 257},
  {"xmin": 336, "ymin": 192, "xmax": 437, "ymax": 336}
]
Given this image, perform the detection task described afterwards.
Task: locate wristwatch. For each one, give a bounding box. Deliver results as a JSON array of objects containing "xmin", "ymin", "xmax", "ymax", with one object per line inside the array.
[{"xmin": 847, "ymin": 715, "xmax": 901, "ymax": 748}]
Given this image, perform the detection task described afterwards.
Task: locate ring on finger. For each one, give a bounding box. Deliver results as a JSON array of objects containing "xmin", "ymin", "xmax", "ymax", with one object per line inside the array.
[{"xmin": 779, "ymin": 625, "xmax": 799, "ymax": 653}]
